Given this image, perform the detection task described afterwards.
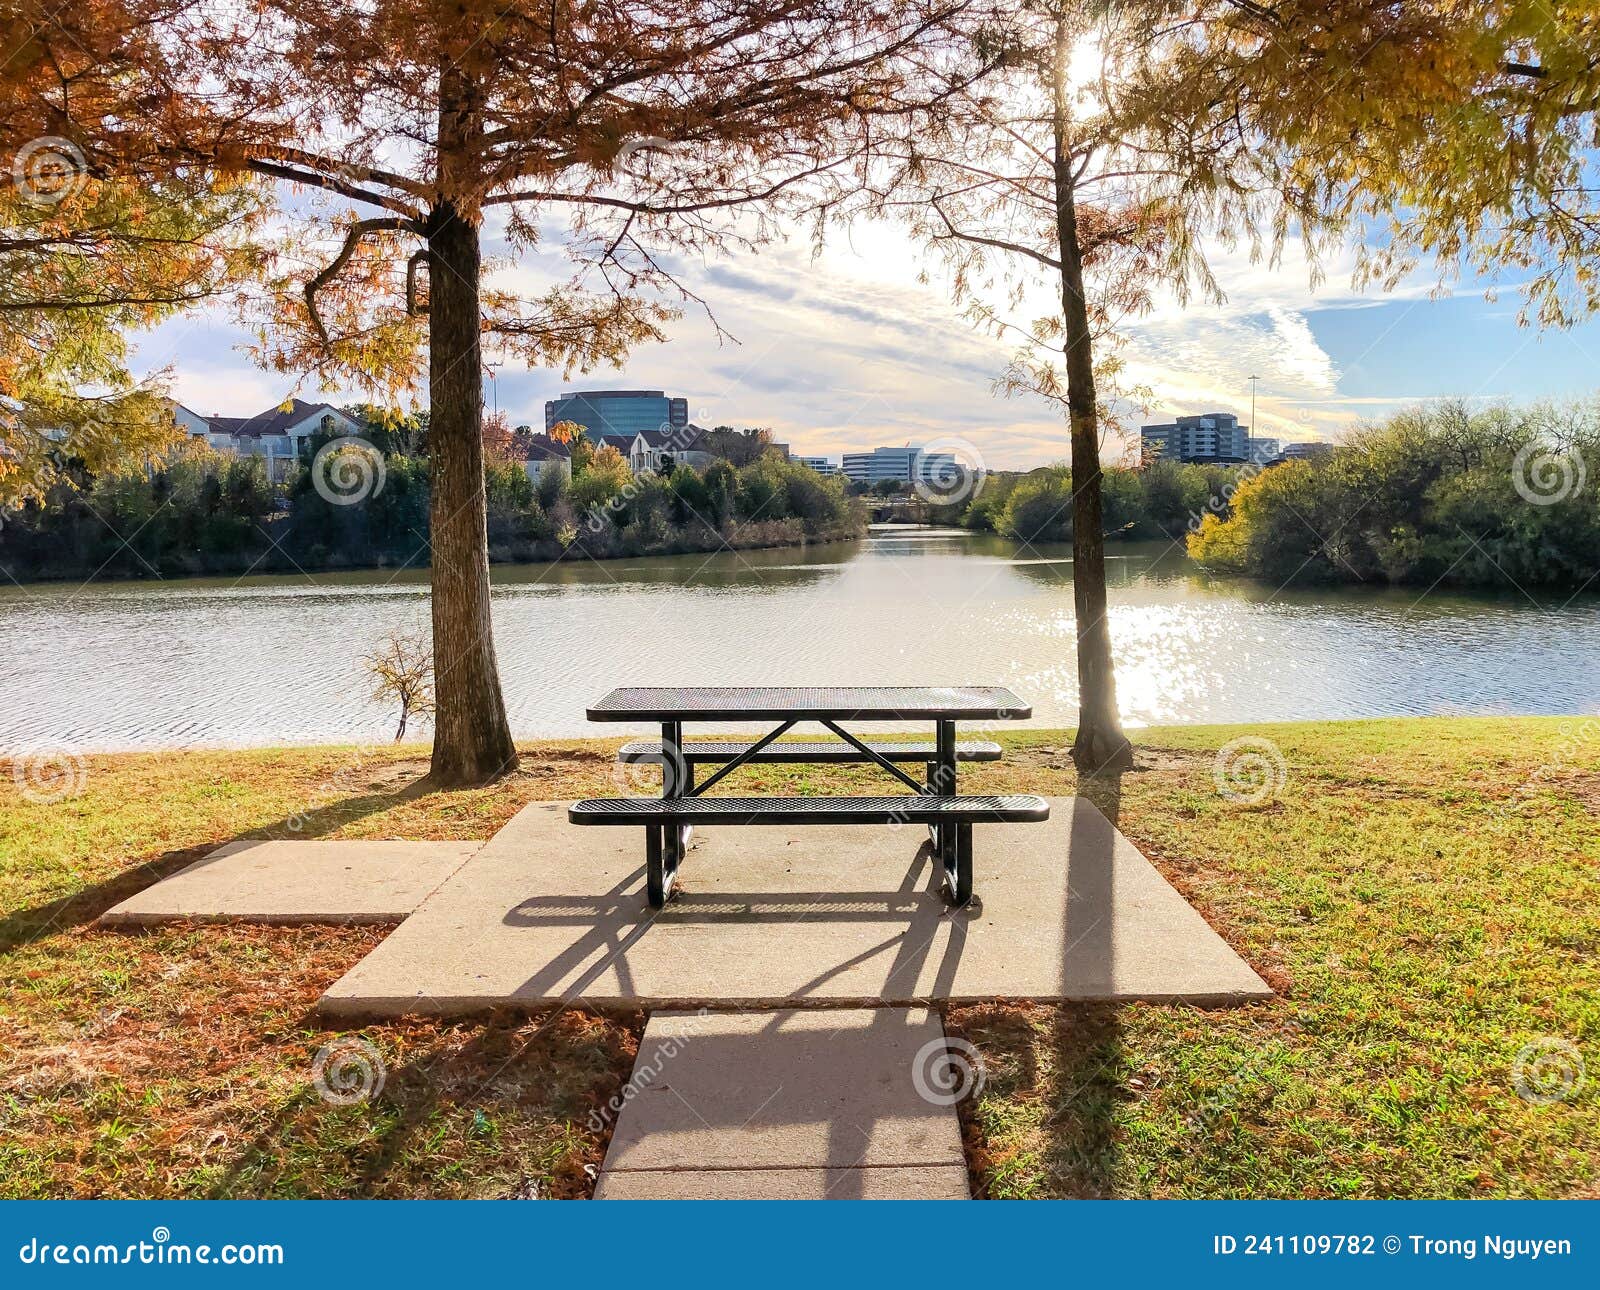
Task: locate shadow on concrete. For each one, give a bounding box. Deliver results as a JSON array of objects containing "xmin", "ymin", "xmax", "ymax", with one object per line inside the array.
[
  {"xmin": 600, "ymin": 1005, "xmax": 965, "ymax": 1200},
  {"xmin": 503, "ymin": 863, "xmax": 654, "ymax": 1003},
  {"xmin": 318, "ymin": 792, "xmax": 1277, "ymax": 1017},
  {"xmin": 502, "ymin": 842, "xmax": 969, "ymax": 1013}
]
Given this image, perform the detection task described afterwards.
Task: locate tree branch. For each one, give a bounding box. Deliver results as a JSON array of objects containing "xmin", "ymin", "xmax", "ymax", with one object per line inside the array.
[
  {"xmin": 482, "ymin": 153, "xmax": 849, "ymax": 212},
  {"xmin": 303, "ymin": 217, "xmax": 418, "ymax": 346},
  {"xmin": 926, "ymin": 198, "xmax": 1063, "ymax": 271},
  {"xmin": 405, "ymin": 249, "xmax": 428, "ymax": 316},
  {"xmin": 245, "ymin": 159, "xmax": 423, "ymax": 219}
]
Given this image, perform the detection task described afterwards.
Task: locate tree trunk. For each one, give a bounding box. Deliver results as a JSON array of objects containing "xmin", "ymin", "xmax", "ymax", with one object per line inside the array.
[
  {"xmin": 424, "ymin": 69, "xmax": 518, "ymax": 786},
  {"xmin": 1051, "ymin": 19, "xmax": 1132, "ymax": 774}
]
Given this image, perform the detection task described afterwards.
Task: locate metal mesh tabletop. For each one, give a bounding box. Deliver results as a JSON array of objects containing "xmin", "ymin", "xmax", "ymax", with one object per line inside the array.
[
  {"xmin": 617, "ymin": 739, "xmax": 1004, "ymax": 764},
  {"xmin": 587, "ymin": 686, "xmax": 1031, "ymax": 721},
  {"xmin": 569, "ymin": 794, "xmax": 1050, "ymax": 825}
]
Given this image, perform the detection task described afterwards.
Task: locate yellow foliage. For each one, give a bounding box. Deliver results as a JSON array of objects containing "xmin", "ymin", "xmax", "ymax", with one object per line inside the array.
[{"xmin": 1179, "ymin": 0, "xmax": 1600, "ymax": 328}]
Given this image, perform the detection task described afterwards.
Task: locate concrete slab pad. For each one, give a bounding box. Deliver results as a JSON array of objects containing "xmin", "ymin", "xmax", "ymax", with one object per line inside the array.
[
  {"xmin": 99, "ymin": 840, "xmax": 480, "ymax": 926},
  {"xmin": 319, "ymin": 797, "xmax": 1268, "ymax": 1015},
  {"xmin": 594, "ymin": 1009, "xmax": 969, "ymax": 1199},
  {"xmin": 594, "ymin": 1166, "xmax": 970, "ymax": 1199}
]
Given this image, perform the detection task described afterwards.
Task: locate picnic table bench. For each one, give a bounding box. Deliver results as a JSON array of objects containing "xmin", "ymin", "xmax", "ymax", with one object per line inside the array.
[{"xmin": 569, "ymin": 686, "xmax": 1048, "ymax": 908}]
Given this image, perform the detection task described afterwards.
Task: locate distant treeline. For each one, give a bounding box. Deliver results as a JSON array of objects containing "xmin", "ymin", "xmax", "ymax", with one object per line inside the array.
[
  {"xmin": 0, "ymin": 431, "xmax": 863, "ymax": 582},
  {"xmin": 958, "ymin": 458, "xmax": 1244, "ymax": 543},
  {"xmin": 956, "ymin": 399, "xmax": 1600, "ymax": 591},
  {"xmin": 1187, "ymin": 400, "xmax": 1600, "ymax": 588}
]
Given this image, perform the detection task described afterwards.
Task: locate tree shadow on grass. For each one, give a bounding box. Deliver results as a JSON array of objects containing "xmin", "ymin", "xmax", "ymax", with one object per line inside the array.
[
  {"xmin": 1046, "ymin": 763, "xmax": 1128, "ymax": 1196},
  {"xmin": 0, "ymin": 781, "xmax": 437, "ymax": 956},
  {"xmin": 952, "ymin": 762, "xmax": 1131, "ymax": 1197},
  {"xmin": 1039, "ymin": 1002, "xmax": 1128, "ymax": 1197},
  {"xmin": 1073, "ymin": 761, "xmax": 1124, "ymax": 830},
  {"xmin": 208, "ymin": 1009, "xmax": 640, "ymax": 1200}
]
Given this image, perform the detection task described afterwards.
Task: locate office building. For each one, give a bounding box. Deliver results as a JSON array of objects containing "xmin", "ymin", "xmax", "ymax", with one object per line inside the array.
[
  {"xmin": 794, "ymin": 455, "xmax": 839, "ymax": 475},
  {"xmin": 1140, "ymin": 412, "xmax": 1251, "ymax": 463},
  {"xmin": 840, "ymin": 446, "xmax": 958, "ymax": 486},
  {"xmin": 544, "ymin": 389, "xmax": 688, "ymax": 442}
]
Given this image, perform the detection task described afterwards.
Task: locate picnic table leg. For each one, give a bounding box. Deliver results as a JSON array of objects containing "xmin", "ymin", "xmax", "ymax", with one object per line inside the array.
[
  {"xmin": 661, "ymin": 721, "xmax": 684, "ymax": 799},
  {"xmin": 660, "ymin": 720, "xmax": 687, "ymax": 897},
  {"xmin": 645, "ymin": 825, "xmax": 671, "ymax": 908},
  {"xmin": 936, "ymin": 718, "xmax": 958, "ymax": 796},
  {"xmin": 931, "ymin": 718, "xmax": 959, "ymax": 881},
  {"xmin": 945, "ymin": 821, "xmax": 973, "ymax": 906}
]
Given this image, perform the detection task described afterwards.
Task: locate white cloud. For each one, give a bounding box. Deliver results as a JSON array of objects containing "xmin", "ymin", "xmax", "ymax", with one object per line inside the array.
[
  {"xmin": 132, "ymin": 314, "xmax": 287, "ymax": 416},
  {"xmin": 123, "ymin": 197, "xmax": 1464, "ymax": 467}
]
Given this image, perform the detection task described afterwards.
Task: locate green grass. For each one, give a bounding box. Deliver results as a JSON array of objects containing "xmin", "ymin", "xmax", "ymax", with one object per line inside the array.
[{"xmin": 1, "ymin": 717, "xmax": 1596, "ymax": 1198}]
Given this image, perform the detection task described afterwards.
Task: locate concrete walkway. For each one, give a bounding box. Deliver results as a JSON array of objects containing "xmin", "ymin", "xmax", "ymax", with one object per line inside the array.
[
  {"xmin": 594, "ymin": 1008, "xmax": 969, "ymax": 1199},
  {"xmin": 99, "ymin": 840, "xmax": 479, "ymax": 926},
  {"xmin": 319, "ymin": 797, "xmax": 1268, "ymax": 1016}
]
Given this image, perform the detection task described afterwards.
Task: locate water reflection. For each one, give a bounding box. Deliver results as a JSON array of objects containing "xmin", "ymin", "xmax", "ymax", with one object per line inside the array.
[{"xmin": 2, "ymin": 529, "xmax": 1596, "ymax": 750}]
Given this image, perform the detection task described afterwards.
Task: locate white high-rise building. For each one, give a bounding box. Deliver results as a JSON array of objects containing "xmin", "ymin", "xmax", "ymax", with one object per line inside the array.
[
  {"xmin": 841, "ymin": 446, "xmax": 957, "ymax": 485},
  {"xmin": 1141, "ymin": 412, "xmax": 1250, "ymax": 463}
]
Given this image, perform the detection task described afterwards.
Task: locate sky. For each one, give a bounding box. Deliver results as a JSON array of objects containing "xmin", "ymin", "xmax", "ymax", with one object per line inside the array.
[{"xmin": 132, "ymin": 207, "xmax": 1600, "ymax": 475}]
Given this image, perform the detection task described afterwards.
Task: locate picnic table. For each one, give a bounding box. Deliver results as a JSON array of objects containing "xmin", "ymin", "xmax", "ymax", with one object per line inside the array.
[{"xmin": 569, "ymin": 686, "xmax": 1049, "ymax": 908}]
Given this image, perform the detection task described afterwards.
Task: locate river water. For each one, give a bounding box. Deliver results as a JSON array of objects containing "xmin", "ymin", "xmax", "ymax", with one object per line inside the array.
[{"xmin": 2, "ymin": 528, "xmax": 1596, "ymax": 751}]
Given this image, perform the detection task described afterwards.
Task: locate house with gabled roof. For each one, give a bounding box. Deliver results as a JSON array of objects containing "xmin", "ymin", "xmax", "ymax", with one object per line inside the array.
[
  {"xmin": 628, "ymin": 426, "xmax": 714, "ymax": 475},
  {"xmin": 589, "ymin": 432, "xmax": 636, "ymax": 461},
  {"xmin": 521, "ymin": 434, "xmax": 572, "ymax": 486},
  {"xmin": 172, "ymin": 398, "xmax": 363, "ymax": 481}
]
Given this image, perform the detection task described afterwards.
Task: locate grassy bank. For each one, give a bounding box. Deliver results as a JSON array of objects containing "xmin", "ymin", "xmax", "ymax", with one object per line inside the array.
[{"xmin": 2, "ymin": 717, "xmax": 1596, "ymax": 1198}]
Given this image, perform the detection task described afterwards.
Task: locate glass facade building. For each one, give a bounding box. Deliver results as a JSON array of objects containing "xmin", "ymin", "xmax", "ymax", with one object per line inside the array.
[{"xmin": 544, "ymin": 390, "xmax": 688, "ymax": 442}]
